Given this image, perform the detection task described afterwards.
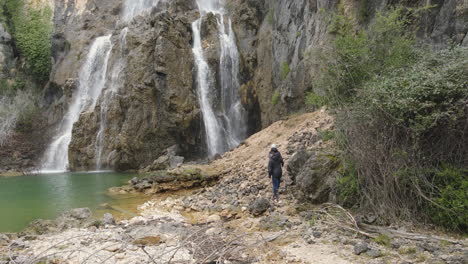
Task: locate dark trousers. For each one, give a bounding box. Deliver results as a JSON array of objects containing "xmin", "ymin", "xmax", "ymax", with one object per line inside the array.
[{"xmin": 272, "ymin": 176, "xmax": 281, "ymax": 198}]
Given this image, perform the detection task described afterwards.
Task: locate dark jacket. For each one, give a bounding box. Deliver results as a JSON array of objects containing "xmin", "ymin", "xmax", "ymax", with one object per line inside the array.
[{"xmin": 268, "ymin": 148, "xmax": 284, "ymax": 178}]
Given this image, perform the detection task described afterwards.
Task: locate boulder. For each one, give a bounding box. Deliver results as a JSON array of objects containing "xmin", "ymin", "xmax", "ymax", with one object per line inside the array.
[
  {"xmin": 287, "ymin": 149, "xmax": 311, "ymax": 184},
  {"xmin": 70, "ymin": 208, "xmax": 92, "ymax": 220},
  {"xmin": 249, "ymin": 198, "xmax": 270, "ymax": 216},
  {"xmin": 130, "ymin": 177, "xmax": 140, "ymax": 185},
  {"xmin": 295, "ymin": 152, "xmax": 340, "ymax": 203},
  {"xmin": 102, "ymin": 213, "xmax": 116, "ymax": 225},
  {"xmin": 152, "ymin": 155, "xmax": 171, "ymax": 170},
  {"xmin": 134, "ymin": 180, "xmax": 153, "ymax": 191},
  {"xmin": 353, "ymin": 242, "xmax": 369, "ymax": 255},
  {"xmin": 169, "ymin": 155, "xmax": 184, "ymax": 168}
]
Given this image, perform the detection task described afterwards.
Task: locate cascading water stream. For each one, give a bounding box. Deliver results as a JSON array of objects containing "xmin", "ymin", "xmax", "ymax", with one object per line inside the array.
[
  {"xmin": 41, "ymin": 36, "xmax": 113, "ymax": 172},
  {"xmin": 192, "ymin": 0, "xmax": 247, "ymax": 157},
  {"xmin": 42, "ymin": 0, "xmax": 166, "ymax": 172},
  {"xmin": 95, "ymin": 28, "xmax": 128, "ymax": 169}
]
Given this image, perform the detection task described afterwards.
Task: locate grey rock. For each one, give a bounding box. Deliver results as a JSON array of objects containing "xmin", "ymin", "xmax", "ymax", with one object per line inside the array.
[
  {"xmin": 0, "ymin": 24, "xmax": 11, "ymax": 43},
  {"xmin": 169, "ymin": 155, "xmax": 184, "ymax": 168},
  {"xmin": 418, "ymin": 242, "xmax": 439, "ymax": 253},
  {"xmin": 353, "ymin": 242, "xmax": 369, "ymax": 255},
  {"xmin": 367, "ymin": 249, "xmax": 381, "ymax": 258},
  {"xmin": 70, "ymin": 208, "xmax": 92, "ymax": 220},
  {"xmin": 102, "ymin": 213, "xmax": 116, "ymax": 225},
  {"xmin": 287, "ymin": 149, "xmax": 311, "ymax": 184},
  {"xmin": 131, "ymin": 177, "xmax": 140, "ymax": 185},
  {"xmin": 312, "ymin": 231, "xmax": 322, "ymax": 238},
  {"xmin": 152, "ymin": 155, "xmax": 171, "ymax": 170},
  {"xmin": 295, "ymin": 152, "xmax": 340, "ymax": 203},
  {"xmin": 0, "ymin": 233, "xmax": 9, "ymax": 244},
  {"xmin": 134, "ymin": 180, "xmax": 152, "ymax": 191},
  {"xmin": 249, "ymin": 198, "xmax": 270, "ymax": 216}
]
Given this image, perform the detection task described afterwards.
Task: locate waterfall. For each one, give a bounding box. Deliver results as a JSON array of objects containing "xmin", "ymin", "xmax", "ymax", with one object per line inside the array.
[
  {"xmin": 122, "ymin": 0, "xmax": 161, "ymax": 22},
  {"xmin": 41, "ymin": 36, "xmax": 113, "ymax": 172},
  {"xmin": 192, "ymin": 0, "xmax": 247, "ymax": 157},
  {"xmin": 94, "ymin": 28, "xmax": 128, "ymax": 169}
]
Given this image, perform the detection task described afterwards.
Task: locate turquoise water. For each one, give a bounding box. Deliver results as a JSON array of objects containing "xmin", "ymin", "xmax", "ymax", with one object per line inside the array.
[{"xmin": 0, "ymin": 172, "xmax": 136, "ymax": 233}]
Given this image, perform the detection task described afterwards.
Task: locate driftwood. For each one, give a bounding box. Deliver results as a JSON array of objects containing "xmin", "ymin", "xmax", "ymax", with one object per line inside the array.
[
  {"xmin": 317, "ymin": 203, "xmax": 462, "ymax": 245},
  {"xmin": 360, "ymin": 224, "xmax": 461, "ymax": 245}
]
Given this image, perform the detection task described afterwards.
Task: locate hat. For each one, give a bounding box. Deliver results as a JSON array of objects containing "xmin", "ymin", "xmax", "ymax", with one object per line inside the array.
[{"xmin": 271, "ymin": 144, "xmax": 277, "ymax": 149}]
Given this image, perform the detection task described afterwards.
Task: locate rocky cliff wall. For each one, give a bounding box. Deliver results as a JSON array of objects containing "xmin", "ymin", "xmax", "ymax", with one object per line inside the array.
[{"xmin": 42, "ymin": 0, "xmax": 467, "ymax": 171}]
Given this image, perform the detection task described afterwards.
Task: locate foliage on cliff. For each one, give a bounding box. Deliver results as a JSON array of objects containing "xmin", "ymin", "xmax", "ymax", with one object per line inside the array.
[
  {"xmin": 313, "ymin": 7, "xmax": 468, "ymax": 231},
  {"xmin": 0, "ymin": 0, "xmax": 52, "ymax": 81}
]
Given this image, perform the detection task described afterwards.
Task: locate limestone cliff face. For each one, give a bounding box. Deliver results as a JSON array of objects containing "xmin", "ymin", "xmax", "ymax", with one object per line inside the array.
[
  {"xmin": 229, "ymin": 0, "xmax": 467, "ymax": 127},
  {"xmin": 42, "ymin": 0, "xmax": 467, "ymax": 171}
]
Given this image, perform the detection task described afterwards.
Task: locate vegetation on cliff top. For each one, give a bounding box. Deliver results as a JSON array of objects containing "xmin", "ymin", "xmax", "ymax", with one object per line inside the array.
[
  {"xmin": 311, "ymin": 6, "xmax": 468, "ymax": 231},
  {"xmin": 1, "ymin": 0, "xmax": 52, "ymax": 82}
]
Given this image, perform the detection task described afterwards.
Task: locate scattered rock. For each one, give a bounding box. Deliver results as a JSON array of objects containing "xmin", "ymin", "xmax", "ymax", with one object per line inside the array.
[
  {"xmin": 70, "ymin": 208, "xmax": 92, "ymax": 220},
  {"xmin": 367, "ymin": 249, "xmax": 381, "ymax": 258},
  {"xmin": 249, "ymin": 198, "xmax": 270, "ymax": 216},
  {"xmin": 418, "ymin": 241, "xmax": 439, "ymax": 253},
  {"xmin": 312, "ymin": 231, "xmax": 322, "ymax": 238},
  {"xmin": 131, "ymin": 177, "xmax": 140, "ymax": 185},
  {"xmin": 0, "ymin": 234, "xmax": 9, "ymax": 245},
  {"xmin": 134, "ymin": 180, "xmax": 153, "ymax": 191},
  {"xmin": 206, "ymin": 214, "xmax": 221, "ymax": 223},
  {"xmin": 354, "ymin": 242, "xmax": 369, "ymax": 255},
  {"xmin": 102, "ymin": 213, "xmax": 116, "ymax": 225}
]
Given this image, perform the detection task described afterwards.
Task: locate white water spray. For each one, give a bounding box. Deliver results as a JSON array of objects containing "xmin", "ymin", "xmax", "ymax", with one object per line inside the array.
[
  {"xmin": 41, "ymin": 36, "xmax": 113, "ymax": 172},
  {"xmin": 122, "ymin": 0, "xmax": 161, "ymax": 22},
  {"xmin": 192, "ymin": 0, "xmax": 247, "ymax": 157}
]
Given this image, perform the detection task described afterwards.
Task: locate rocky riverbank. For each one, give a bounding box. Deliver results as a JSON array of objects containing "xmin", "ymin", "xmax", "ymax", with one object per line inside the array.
[{"xmin": 1, "ymin": 111, "xmax": 467, "ymax": 264}]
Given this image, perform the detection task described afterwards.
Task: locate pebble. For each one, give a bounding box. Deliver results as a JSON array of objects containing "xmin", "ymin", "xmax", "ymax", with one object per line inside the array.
[
  {"xmin": 207, "ymin": 214, "xmax": 221, "ymax": 222},
  {"xmin": 354, "ymin": 242, "xmax": 369, "ymax": 255}
]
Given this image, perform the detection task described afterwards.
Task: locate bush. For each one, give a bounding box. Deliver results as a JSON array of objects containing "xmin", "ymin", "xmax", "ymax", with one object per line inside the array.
[
  {"xmin": 429, "ymin": 166, "xmax": 468, "ymax": 231},
  {"xmin": 318, "ymin": 7, "xmax": 416, "ymax": 104},
  {"xmin": 317, "ymin": 6, "xmax": 468, "ymax": 231},
  {"xmin": 305, "ymin": 91, "xmax": 328, "ymax": 107},
  {"xmin": 1, "ymin": 0, "xmax": 52, "ymax": 81}
]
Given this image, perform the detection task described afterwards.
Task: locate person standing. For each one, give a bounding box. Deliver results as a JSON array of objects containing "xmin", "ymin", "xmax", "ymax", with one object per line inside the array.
[{"xmin": 268, "ymin": 144, "xmax": 284, "ymax": 202}]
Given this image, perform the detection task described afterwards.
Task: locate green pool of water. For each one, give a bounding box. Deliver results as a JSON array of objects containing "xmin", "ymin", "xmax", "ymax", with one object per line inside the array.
[{"xmin": 0, "ymin": 171, "xmax": 138, "ymax": 233}]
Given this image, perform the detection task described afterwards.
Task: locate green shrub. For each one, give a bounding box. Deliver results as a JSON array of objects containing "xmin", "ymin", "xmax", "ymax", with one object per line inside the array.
[
  {"xmin": 305, "ymin": 91, "xmax": 328, "ymax": 107},
  {"xmin": 317, "ymin": 129, "xmax": 335, "ymax": 142},
  {"xmin": 1, "ymin": 0, "xmax": 52, "ymax": 81},
  {"xmin": 281, "ymin": 62, "xmax": 290, "ymax": 79},
  {"xmin": 314, "ymin": 5, "xmax": 468, "ymax": 230},
  {"xmin": 373, "ymin": 234, "xmax": 391, "ymax": 247},
  {"xmin": 318, "ymin": 7, "xmax": 415, "ymax": 104},
  {"xmin": 429, "ymin": 166, "xmax": 468, "ymax": 231},
  {"xmin": 271, "ymin": 90, "xmax": 280, "ymax": 105},
  {"xmin": 337, "ymin": 161, "xmax": 361, "ymax": 208}
]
